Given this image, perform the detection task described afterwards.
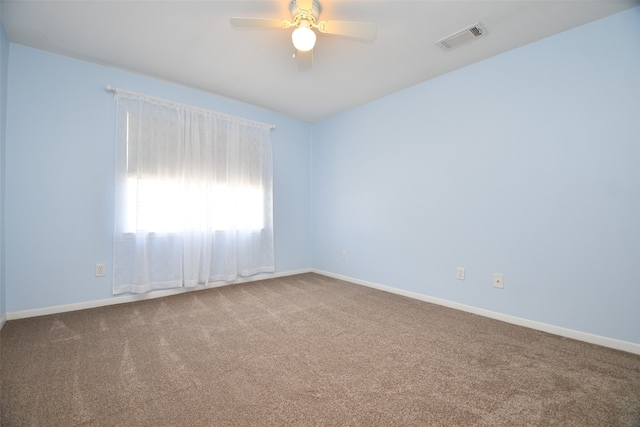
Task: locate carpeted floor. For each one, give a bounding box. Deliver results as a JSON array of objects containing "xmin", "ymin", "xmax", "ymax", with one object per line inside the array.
[{"xmin": 1, "ymin": 273, "xmax": 639, "ymax": 426}]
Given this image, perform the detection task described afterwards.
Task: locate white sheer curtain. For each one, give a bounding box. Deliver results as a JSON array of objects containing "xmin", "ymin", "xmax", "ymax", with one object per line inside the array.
[{"xmin": 113, "ymin": 90, "xmax": 274, "ymax": 294}]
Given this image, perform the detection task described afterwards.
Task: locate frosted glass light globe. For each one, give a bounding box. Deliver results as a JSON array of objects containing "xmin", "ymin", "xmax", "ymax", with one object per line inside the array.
[{"xmin": 292, "ymin": 22, "xmax": 316, "ymax": 52}]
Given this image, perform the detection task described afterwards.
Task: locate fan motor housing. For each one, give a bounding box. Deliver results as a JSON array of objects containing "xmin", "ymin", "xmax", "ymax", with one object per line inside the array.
[{"xmin": 290, "ymin": 0, "xmax": 321, "ymax": 24}]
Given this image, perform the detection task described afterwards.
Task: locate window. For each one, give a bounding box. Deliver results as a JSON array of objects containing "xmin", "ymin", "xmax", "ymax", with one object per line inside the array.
[
  {"xmin": 124, "ymin": 177, "xmax": 265, "ymax": 233},
  {"xmin": 112, "ymin": 90, "xmax": 275, "ymax": 294},
  {"xmin": 123, "ymin": 112, "xmax": 265, "ymax": 233}
]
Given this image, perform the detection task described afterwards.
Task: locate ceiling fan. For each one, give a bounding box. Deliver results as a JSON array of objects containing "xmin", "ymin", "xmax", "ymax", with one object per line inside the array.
[{"xmin": 230, "ymin": 0, "xmax": 378, "ymax": 69}]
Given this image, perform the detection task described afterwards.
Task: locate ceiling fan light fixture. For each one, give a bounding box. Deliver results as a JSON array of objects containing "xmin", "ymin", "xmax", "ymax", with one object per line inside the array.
[{"xmin": 292, "ymin": 20, "xmax": 316, "ymax": 51}]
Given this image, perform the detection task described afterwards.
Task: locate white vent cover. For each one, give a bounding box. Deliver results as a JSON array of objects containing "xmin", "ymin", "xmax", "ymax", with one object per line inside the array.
[{"xmin": 436, "ymin": 23, "xmax": 487, "ymax": 51}]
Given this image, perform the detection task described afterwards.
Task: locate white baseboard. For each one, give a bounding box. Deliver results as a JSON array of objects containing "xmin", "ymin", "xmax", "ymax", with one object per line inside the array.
[
  {"xmin": 312, "ymin": 269, "xmax": 640, "ymax": 356},
  {"xmin": 7, "ymin": 268, "xmax": 638, "ymax": 356},
  {"xmin": 6, "ymin": 268, "xmax": 313, "ymax": 321}
]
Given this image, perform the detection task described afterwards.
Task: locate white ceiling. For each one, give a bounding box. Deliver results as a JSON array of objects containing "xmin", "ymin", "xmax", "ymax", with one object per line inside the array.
[{"xmin": 2, "ymin": 0, "xmax": 637, "ymax": 122}]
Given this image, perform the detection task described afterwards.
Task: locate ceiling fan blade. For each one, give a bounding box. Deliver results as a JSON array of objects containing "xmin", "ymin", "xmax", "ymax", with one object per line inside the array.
[
  {"xmin": 316, "ymin": 20, "xmax": 378, "ymax": 40},
  {"xmin": 230, "ymin": 17, "xmax": 292, "ymax": 29},
  {"xmin": 296, "ymin": 49, "xmax": 313, "ymax": 69}
]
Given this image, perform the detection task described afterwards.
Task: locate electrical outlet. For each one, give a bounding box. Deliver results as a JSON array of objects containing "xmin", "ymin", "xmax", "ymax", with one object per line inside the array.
[
  {"xmin": 456, "ymin": 267, "xmax": 465, "ymax": 280},
  {"xmin": 96, "ymin": 264, "xmax": 106, "ymax": 277},
  {"xmin": 341, "ymin": 250, "xmax": 347, "ymax": 260},
  {"xmin": 493, "ymin": 273, "xmax": 504, "ymax": 289}
]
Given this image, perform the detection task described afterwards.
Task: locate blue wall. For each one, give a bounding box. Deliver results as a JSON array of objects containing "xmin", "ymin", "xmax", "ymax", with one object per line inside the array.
[
  {"xmin": 4, "ymin": 45, "xmax": 312, "ymax": 312},
  {"xmin": 312, "ymin": 7, "xmax": 640, "ymax": 344},
  {"xmin": 0, "ymin": 9, "xmax": 9, "ymax": 321}
]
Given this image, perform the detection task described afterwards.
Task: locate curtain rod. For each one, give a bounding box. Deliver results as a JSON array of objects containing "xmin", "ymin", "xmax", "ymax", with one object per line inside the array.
[{"xmin": 105, "ymin": 85, "xmax": 276, "ymax": 129}]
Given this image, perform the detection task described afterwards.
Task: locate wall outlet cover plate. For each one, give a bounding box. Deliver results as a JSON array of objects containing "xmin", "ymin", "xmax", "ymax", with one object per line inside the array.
[{"xmin": 493, "ymin": 273, "xmax": 504, "ymax": 288}]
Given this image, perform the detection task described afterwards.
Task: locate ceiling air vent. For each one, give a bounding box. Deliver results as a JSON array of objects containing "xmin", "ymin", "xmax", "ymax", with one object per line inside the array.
[{"xmin": 436, "ymin": 23, "xmax": 487, "ymax": 51}]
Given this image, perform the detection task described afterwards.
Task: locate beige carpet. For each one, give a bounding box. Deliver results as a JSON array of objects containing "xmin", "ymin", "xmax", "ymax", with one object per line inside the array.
[{"xmin": 1, "ymin": 273, "xmax": 639, "ymax": 426}]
